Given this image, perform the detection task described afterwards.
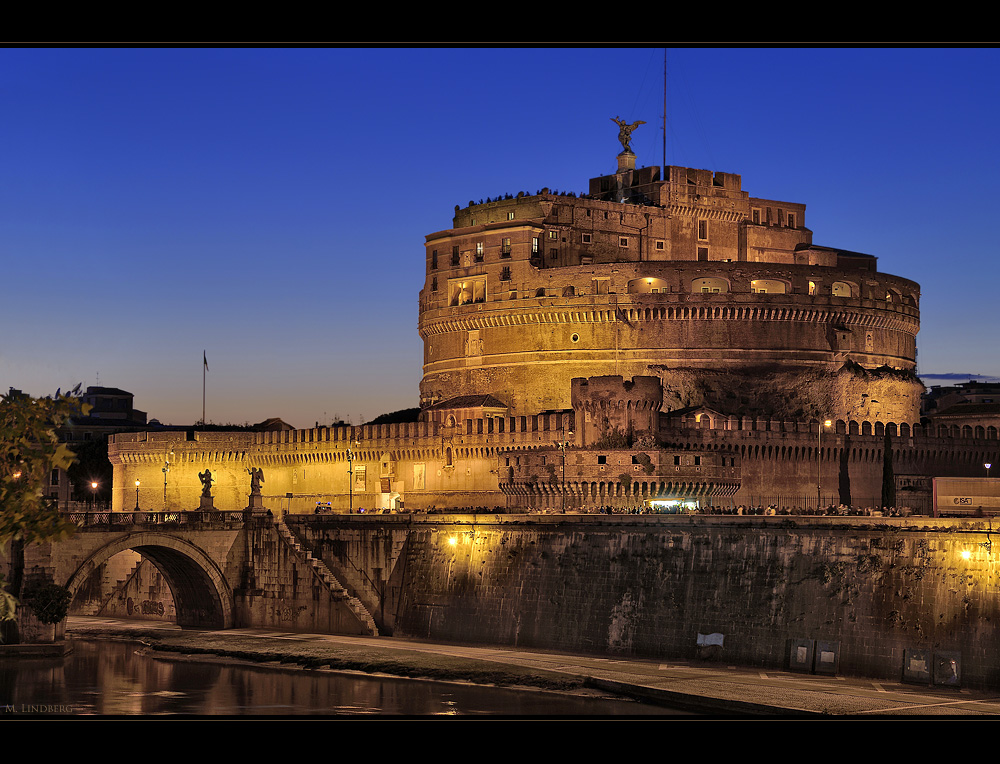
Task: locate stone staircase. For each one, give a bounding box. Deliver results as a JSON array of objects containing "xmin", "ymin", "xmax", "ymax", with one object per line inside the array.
[{"xmin": 275, "ymin": 518, "xmax": 379, "ymax": 636}]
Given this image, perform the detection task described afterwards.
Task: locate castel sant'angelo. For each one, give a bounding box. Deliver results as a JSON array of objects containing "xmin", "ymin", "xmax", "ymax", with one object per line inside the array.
[{"xmin": 109, "ymin": 122, "xmax": 991, "ymax": 513}]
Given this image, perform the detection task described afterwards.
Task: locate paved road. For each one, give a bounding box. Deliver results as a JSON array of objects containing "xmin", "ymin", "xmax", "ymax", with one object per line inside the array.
[{"xmin": 67, "ymin": 617, "xmax": 1000, "ymax": 716}]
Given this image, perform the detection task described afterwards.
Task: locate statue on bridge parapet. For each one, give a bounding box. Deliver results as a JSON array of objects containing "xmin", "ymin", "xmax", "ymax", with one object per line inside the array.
[
  {"xmin": 247, "ymin": 467, "xmax": 265, "ymax": 510},
  {"xmin": 198, "ymin": 468, "xmax": 215, "ymax": 510}
]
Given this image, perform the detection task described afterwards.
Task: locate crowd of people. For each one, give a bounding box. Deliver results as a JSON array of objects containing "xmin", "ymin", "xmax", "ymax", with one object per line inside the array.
[{"xmin": 316, "ymin": 503, "xmax": 921, "ymax": 517}]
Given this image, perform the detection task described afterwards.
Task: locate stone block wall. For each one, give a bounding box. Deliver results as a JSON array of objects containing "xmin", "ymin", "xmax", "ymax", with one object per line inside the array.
[{"xmin": 296, "ymin": 515, "xmax": 1000, "ymax": 687}]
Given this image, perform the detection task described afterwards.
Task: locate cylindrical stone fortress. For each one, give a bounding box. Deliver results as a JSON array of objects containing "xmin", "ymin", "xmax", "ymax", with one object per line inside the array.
[{"xmin": 419, "ymin": 159, "xmax": 921, "ymax": 424}]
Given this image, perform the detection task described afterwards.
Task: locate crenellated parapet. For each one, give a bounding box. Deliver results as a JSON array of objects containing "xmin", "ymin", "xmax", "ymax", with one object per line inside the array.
[{"xmin": 500, "ymin": 446, "xmax": 740, "ymax": 510}]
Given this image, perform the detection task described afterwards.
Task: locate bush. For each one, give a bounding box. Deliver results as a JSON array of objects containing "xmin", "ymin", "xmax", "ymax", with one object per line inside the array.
[{"xmin": 23, "ymin": 583, "xmax": 72, "ymax": 625}]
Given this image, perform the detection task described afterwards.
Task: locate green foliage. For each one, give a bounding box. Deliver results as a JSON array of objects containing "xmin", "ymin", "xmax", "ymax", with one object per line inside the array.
[
  {"xmin": 1, "ymin": 386, "xmax": 87, "ymax": 546},
  {"xmin": 618, "ymin": 473, "xmax": 632, "ymax": 488},
  {"xmin": 881, "ymin": 431, "xmax": 896, "ymax": 509},
  {"xmin": 0, "ymin": 575, "xmax": 15, "ymax": 623},
  {"xmin": 365, "ymin": 408, "xmax": 421, "ymax": 425},
  {"xmin": 593, "ymin": 428, "xmax": 630, "ymax": 449},
  {"xmin": 67, "ymin": 435, "xmax": 113, "ymax": 502},
  {"xmin": 23, "ymin": 583, "xmax": 72, "ymax": 625},
  {"xmin": 634, "ymin": 452, "xmax": 654, "ymax": 475}
]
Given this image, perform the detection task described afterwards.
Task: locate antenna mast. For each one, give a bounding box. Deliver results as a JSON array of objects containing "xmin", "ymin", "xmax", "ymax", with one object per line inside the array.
[{"xmin": 662, "ymin": 48, "xmax": 667, "ymax": 179}]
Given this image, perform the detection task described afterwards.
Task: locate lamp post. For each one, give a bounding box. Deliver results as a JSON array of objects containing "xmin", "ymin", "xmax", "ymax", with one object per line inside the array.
[
  {"xmin": 134, "ymin": 479, "xmax": 141, "ymax": 511},
  {"xmin": 986, "ymin": 463, "xmax": 993, "ymax": 479},
  {"xmin": 347, "ymin": 442, "xmax": 359, "ymax": 513},
  {"xmin": 558, "ymin": 430, "xmax": 574, "ymax": 513},
  {"xmin": 162, "ymin": 450, "xmax": 172, "ymax": 510},
  {"xmin": 90, "ymin": 480, "xmax": 98, "ymax": 511},
  {"xmin": 817, "ymin": 419, "xmax": 832, "ymax": 511}
]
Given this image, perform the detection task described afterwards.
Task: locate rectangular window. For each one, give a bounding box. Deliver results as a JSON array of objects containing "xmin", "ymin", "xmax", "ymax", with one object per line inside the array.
[
  {"xmin": 451, "ymin": 245, "xmax": 460, "ymax": 266},
  {"xmin": 698, "ymin": 220, "xmax": 708, "ymax": 240},
  {"xmin": 548, "ymin": 230, "xmax": 557, "ymax": 239},
  {"xmin": 449, "ymin": 275, "xmax": 488, "ymax": 306},
  {"xmin": 619, "ymin": 237, "xmax": 629, "ymax": 247},
  {"xmin": 549, "ymin": 248, "xmax": 558, "ymax": 260},
  {"xmin": 431, "ymin": 250, "xmax": 438, "ymax": 270},
  {"xmin": 655, "ymin": 240, "xmax": 665, "ymax": 250},
  {"xmin": 597, "ymin": 455, "xmax": 607, "ymax": 465},
  {"xmin": 582, "ymin": 233, "xmax": 592, "ymax": 244},
  {"xmin": 752, "ymin": 208, "xmax": 761, "ymax": 225},
  {"xmin": 500, "ymin": 266, "xmax": 511, "ymax": 281},
  {"xmin": 475, "ymin": 242, "xmax": 484, "ymax": 262},
  {"xmin": 501, "ymin": 238, "xmax": 511, "ymax": 257},
  {"xmin": 697, "ymin": 247, "xmax": 709, "ymax": 261},
  {"xmin": 787, "ymin": 213, "xmax": 796, "ymax": 228},
  {"xmin": 674, "ymin": 455, "xmax": 681, "ymax": 465},
  {"xmin": 431, "ymin": 276, "xmax": 438, "ymax": 292},
  {"xmin": 532, "ymin": 237, "xmax": 539, "ymax": 254},
  {"xmin": 507, "ymin": 211, "xmax": 515, "ymax": 220}
]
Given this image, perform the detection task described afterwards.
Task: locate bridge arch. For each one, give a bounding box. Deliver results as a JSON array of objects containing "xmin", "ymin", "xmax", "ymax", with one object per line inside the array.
[{"xmin": 64, "ymin": 532, "xmax": 234, "ymax": 629}]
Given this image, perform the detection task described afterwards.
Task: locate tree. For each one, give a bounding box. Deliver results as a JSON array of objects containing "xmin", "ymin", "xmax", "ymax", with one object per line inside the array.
[
  {"xmin": 838, "ymin": 432, "xmax": 852, "ymax": 507},
  {"xmin": 66, "ymin": 435, "xmax": 113, "ymax": 504},
  {"xmin": 881, "ymin": 431, "xmax": 896, "ymax": 510},
  {"xmin": 1, "ymin": 386, "xmax": 88, "ymax": 642}
]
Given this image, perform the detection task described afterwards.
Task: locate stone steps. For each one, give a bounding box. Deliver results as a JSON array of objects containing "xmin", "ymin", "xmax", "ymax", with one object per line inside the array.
[{"xmin": 276, "ymin": 519, "xmax": 379, "ymax": 636}]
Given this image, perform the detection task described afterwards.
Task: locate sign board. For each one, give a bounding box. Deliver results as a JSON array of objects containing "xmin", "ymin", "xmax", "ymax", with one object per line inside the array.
[{"xmin": 933, "ymin": 477, "xmax": 1000, "ymax": 516}]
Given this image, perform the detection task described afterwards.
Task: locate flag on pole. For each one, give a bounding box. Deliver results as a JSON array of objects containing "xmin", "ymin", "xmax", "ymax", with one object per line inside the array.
[{"xmin": 203, "ymin": 351, "xmax": 209, "ymax": 372}]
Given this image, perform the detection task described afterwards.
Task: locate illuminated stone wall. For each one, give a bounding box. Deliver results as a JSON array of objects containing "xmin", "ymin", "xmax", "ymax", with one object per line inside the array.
[
  {"xmin": 419, "ymin": 162, "xmax": 921, "ymax": 423},
  {"xmin": 108, "ymin": 414, "xmax": 1000, "ymax": 514},
  {"xmin": 296, "ymin": 514, "xmax": 1000, "ymax": 686}
]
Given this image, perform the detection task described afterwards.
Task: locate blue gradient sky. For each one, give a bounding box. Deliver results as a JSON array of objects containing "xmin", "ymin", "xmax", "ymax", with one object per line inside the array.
[{"xmin": 3, "ymin": 47, "xmax": 997, "ymax": 428}]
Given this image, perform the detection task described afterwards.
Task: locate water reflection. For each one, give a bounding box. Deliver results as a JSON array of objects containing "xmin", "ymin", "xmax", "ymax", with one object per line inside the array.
[{"xmin": 1, "ymin": 640, "xmax": 679, "ymax": 716}]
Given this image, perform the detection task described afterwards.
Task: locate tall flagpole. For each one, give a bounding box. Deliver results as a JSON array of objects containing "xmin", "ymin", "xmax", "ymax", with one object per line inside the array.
[{"xmin": 202, "ymin": 351, "xmax": 208, "ymax": 425}]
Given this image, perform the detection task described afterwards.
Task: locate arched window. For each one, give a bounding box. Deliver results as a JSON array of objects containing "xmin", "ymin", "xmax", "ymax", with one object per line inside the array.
[
  {"xmin": 751, "ymin": 279, "xmax": 787, "ymax": 294},
  {"xmin": 628, "ymin": 277, "xmax": 669, "ymax": 294},
  {"xmin": 691, "ymin": 277, "xmax": 728, "ymax": 294}
]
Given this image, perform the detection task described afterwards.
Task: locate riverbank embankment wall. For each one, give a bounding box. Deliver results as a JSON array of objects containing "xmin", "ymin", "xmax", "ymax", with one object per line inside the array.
[{"xmin": 289, "ymin": 514, "xmax": 1000, "ymax": 687}]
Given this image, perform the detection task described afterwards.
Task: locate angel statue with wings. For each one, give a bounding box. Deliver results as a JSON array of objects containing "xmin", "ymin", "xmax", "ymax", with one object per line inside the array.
[
  {"xmin": 198, "ymin": 469, "xmax": 214, "ymax": 498},
  {"xmin": 611, "ymin": 116, "xmax": 646, "ymax": 153},
  {"xmin": 248, "ymin": 467, "xmax": 265, "ymax": 496}
]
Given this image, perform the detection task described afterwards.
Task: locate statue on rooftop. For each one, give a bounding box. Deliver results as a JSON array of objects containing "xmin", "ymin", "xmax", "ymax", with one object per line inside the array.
[{"xmin": 612, "ymin": 116, "xmax": 646, "ymax": 153}]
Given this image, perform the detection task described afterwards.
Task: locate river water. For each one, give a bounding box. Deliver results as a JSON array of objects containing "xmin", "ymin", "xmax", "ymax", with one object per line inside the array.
[{"xmin": 1, "ymin": 639, "xmax": 680, "ymax": 716}]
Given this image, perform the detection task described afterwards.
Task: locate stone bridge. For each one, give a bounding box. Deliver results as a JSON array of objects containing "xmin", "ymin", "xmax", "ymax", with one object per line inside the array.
[
  {"xmin": 19, "ymin": 510, "xmax": 1000, "ymax": 688},
  {"xmin": 22, "ymin": 509, "xmax": 379, "ymax": 635}
]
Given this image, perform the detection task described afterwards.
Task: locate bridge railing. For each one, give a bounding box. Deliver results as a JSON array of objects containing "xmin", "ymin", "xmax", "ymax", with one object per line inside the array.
[{"xmin": 66, "ymin": 510, "xmax": 250, "ymax": 527}]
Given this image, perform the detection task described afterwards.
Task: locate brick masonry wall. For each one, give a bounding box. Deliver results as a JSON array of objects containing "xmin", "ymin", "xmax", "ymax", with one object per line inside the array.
[{"xmin": 302, "ymin": 515, "xmax": 1000, "ymax": 686}]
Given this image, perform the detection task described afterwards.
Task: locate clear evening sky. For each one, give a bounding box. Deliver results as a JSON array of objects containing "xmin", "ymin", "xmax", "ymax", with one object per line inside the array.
[{"xmin": 2, "ymin": 47, "xmax": 996, "ymax": 428}]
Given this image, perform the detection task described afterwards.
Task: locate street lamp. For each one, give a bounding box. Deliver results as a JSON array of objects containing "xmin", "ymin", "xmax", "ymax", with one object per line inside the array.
[
  {"xmin": 558, "ymin": 430, "xmax": 574, "ymax": 513},
  {"xmin": 986, "ymin": 463, "xmax": 993, "ymax": 479},
  {"xmin": 90, "ymin": 480, "xmax": 98, "ymax": 510},
  {"xmin": 134, "ymin": 479, "xmax": 141, "ymax": 511},
  {"xmin": 161, "ymin": 450, "xmax": 173, "ymax": 510},
  {"xmin": 817, "ymin": 419, "xmax": 832, "ymax": 511},
  {"xmin": 347, "ymin": 441, "xmax": 359, "ymax": 513}
]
